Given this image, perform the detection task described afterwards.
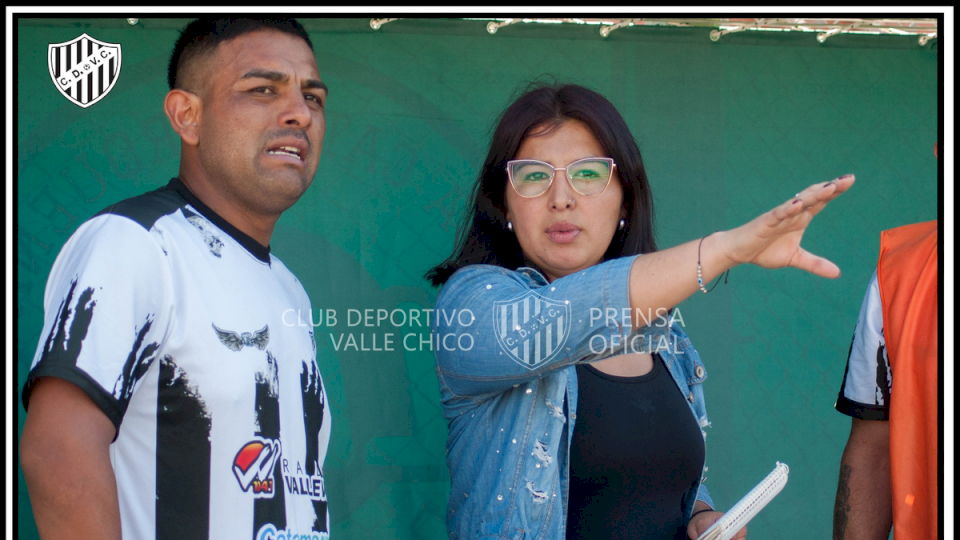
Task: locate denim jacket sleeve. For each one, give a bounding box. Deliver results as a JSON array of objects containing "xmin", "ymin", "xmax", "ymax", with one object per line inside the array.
[
  {"xmin": 433, "ymin": 256, "xmax": 674, "ymax": 399},
  {"xmin": 698, "ymin": 483, "xmax": 713, "ymax": 511}
]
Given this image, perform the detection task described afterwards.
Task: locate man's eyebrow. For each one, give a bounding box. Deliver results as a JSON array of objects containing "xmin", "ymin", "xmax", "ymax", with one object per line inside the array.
[
  {"xmin": 303, "ymin": 79, "xmax": 328, "ymax": 94},
  {"xmin": 241, "ymin": 70, "xmax": 327, "ymax": 94},
  {"xmin": 241, "ymin": 69, "xmax": 286, "ymax": 82}
]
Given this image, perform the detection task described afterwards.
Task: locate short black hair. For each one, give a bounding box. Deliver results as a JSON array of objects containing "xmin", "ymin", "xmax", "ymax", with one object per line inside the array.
[
  {"xmin": 426, "ymin": 81, "xmax": 657, "ymax": 287},
  {"xmin": 168, "ymin": 17, "xmax": 313, "ymax": 90}
]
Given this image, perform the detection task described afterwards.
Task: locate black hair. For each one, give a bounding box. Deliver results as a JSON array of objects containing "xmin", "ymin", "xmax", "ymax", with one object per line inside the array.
[
  {"xmin": 168, "ymin": 17, "xmax": 313, "ymax": 90},
  {"xmin": 426, "ymin": 81, "xmax": 657, "ymax": 287}
]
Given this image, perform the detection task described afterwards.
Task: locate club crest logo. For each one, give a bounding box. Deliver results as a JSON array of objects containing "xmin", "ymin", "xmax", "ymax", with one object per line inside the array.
[
  {"xmin": 233, "ymin": 437, "xmax": 282, "ymax": 498},
  {"xmin": 493, "ymin": 292, "xmax": 571, "ymax": 369},
  {"xmin": 48, "ymin": 33, "xmax": 121, "ymax": 108}
]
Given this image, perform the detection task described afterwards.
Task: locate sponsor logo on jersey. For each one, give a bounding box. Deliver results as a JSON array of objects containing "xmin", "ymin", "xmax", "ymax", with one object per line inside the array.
[
  {"xmin": 48, "ymin": 33, "xmax": 121, "ymax": 108},
  {"xmin": 282, "ymin": 460, "xmax": 327, "ymax": 502},
  {"xmin": 256, "ymin": 523, "xmax": 329, "ymax": 540},
  {"xmin": 233, "ymin": 437, "xmax": 281, "ymax": 498}
]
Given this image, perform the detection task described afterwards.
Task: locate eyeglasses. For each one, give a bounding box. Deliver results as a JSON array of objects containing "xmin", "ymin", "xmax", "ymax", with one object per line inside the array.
[{"xmin": 506, "ymin": 157, "xmax": 617, "ymax": 198}]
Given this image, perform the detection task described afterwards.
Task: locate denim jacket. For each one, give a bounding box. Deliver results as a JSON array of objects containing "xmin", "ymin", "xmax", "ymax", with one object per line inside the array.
[{"xmin": 433, "ymin": 256, "xmax": 713, "ymax": 540}]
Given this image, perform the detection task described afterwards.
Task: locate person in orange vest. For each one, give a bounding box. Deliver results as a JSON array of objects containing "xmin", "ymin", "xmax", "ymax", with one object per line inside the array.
[{"xmin": 832, "ymin": 217, "xmax": 938, "ymax": 540}]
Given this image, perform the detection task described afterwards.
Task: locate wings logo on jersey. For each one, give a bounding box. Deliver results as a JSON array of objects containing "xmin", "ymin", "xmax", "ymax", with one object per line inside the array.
[
  {"xmin": 212, "ymin": 323, "xmax": 269, "ymax": 352},
  {"xmin": 233, "ymin": 438, "xmax": 282, "ymax": 498}
]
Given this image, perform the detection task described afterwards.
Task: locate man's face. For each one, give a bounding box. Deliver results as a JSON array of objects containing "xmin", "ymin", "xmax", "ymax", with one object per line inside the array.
[{"xmin": 193, "ymin": 29, "xmax": 327, "ymax": 217}]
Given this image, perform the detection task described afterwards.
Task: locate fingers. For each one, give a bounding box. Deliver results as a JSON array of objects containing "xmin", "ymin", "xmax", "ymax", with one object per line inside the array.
[
  {"xmin": 686, "ymin": 511, "xmax": 722, "ymax": 539},
  {"xmin": 771, "ymin": 173, "xmax": 854, "ymax": 225},
  {"xmin": 792, "ymin": 174, "xmax": 855, "ymax": 209},
  {"xmin": 770, "ymin": 193, "xmax": 813, "ymax": 223},
  {"xmin": 828, "ymin": 173, "xmax": 856, "ymax": 193},
  {"xmin": 732, "ymin": 525, "xmax": 748, "ymax": 539}
]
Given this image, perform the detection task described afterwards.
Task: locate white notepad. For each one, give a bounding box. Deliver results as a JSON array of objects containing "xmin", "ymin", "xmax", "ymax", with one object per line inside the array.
[{"xmin": 696, "ymin": 462, "xmax": 790, "ymax": 540}]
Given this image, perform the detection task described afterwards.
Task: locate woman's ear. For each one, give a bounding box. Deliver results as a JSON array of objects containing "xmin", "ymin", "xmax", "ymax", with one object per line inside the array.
[{"xmin": 163, "ymin": 89, "xmax": 201, "ymax": 146}]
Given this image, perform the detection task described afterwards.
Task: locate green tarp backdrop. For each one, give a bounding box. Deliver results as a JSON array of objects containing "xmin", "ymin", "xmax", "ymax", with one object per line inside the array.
[{"xmin": 17, "ymin": 17, "xmax": 938, "ymax": 540}]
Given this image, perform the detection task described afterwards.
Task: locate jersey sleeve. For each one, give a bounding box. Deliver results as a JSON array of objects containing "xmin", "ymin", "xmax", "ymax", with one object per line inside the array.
[
  {"xmin": 835, "ymin": 271, "xmax": 891, "ymax": 421},
  {"xmin": 22, "ymin": 215, "xmax": 175, "ymax": 434}
]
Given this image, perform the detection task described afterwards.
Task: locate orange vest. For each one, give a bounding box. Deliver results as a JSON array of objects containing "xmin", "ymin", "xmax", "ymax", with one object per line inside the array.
[{"xmin": 876, "ymin": 220, "xmax": 939, "ymax": 540}]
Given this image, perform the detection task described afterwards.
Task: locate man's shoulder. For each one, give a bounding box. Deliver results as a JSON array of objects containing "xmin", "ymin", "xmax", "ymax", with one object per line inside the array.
[
  {"xmin": 880, "ymin": 220, "xmax": 938, "ymax": 262},
  {"xmin": 54, "ymin": 179, "xmax": 190, "ymax": 265},
  {"xmin": 883, "ymin": 220, "xmax": 937, "ymax": 239},
  {"xmin": 266, "ymin": 253, "xmax": 304, "ymax": 285},
  {"xmin": 93, "ymin": 178, "xmax": 186, "ymax": 231}
]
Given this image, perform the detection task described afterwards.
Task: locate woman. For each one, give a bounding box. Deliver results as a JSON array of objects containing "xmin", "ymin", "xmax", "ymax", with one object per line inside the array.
[{"xmin": 426, "ymin": 83, "xmax": 852, "ymax": 540}]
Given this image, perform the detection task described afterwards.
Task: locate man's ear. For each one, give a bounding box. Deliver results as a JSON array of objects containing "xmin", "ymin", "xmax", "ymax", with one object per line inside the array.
[{"xmin": 164, "ymin": 89, "xmax": 201, "ymax": 146}]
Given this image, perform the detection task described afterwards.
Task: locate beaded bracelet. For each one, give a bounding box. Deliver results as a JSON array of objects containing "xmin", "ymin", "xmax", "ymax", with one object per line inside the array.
[{"xmin": 697, "ymin": 233, "xmax": 730, "ymax": 294}]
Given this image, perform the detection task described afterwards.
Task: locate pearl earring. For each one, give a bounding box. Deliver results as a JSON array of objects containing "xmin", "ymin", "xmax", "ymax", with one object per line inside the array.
[
  {"xmin": 618, "ymin": 219, "xmax": 625, "ymax": 231},
  {"xmin": 507, "ymin": 221, "xmax": 513, "ymax": 232}
]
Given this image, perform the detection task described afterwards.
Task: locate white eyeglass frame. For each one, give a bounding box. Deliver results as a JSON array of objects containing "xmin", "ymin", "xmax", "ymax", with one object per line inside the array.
[{"xmin": 505, "ymin": 157, "xmax": 617, "ymax": 197}]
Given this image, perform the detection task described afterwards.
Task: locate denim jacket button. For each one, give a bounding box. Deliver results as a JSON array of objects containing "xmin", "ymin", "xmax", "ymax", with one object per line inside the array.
[
  {"xmin": 687, "ymin": 391, "xmax": 694, "ymax": 403},
  {"xmin": 695, "ymin": 365, "xmax": 705, "ymax": 378}
]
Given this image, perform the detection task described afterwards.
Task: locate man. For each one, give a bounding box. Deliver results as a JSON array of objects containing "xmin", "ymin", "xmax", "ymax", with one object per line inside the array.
[
  {"xmin": 20, "ymin": 18, "xmax": 332, "ymax": 540},
  {"xmin": 832, "ymin": 219, "xmax": 938, "ymax": 540}
]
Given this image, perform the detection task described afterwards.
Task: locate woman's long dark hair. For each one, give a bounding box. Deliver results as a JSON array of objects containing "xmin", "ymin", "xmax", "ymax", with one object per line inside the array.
[{"xmin": 426, "ymin": 82, "xmax": 657, "ymax": 286}]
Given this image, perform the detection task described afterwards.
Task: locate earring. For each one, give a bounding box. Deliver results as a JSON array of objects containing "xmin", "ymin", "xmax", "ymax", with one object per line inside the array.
[
  {"xmin": 507, "ymin": 221, "xmax": 513, "ymax": 232},
  {"xmin": 618, "ymin": 219, "xmax": 625, "ymax": 231}
]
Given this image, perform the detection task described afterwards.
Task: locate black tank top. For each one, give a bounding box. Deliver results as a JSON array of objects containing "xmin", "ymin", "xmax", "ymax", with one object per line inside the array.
[{"xmin": 566, "ymin": 354, "xmax": 705, "ymax": 540}]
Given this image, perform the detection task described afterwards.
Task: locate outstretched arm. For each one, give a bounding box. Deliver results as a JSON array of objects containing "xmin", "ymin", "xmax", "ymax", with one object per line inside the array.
[
  {"xmin": 20, "ymin": 377, "xmax": 121, "ymax": 540},
  {"xmin": 833, "ymin": 418, "xmax": 892, "ymax": 540},
  {"xmin": 629, "ymin": 175, "xmax": 854, "ymax": 324}
]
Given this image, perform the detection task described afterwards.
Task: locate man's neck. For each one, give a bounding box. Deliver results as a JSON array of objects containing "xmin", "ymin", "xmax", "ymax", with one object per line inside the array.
[{"xmin": 177, "ymin": 172, "xmax": 277, "ymax": 248}]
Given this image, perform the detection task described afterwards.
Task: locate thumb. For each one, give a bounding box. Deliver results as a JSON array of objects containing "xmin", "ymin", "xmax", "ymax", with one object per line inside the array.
[{"xmin": 789, "ymin": 248, "xmax": 841, "ymax": 278}]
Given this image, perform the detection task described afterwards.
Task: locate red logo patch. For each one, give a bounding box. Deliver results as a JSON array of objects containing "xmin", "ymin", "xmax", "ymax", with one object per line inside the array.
[{"xmin": 233, "ymin": 438, "xmax": 281, "ymax": 498}]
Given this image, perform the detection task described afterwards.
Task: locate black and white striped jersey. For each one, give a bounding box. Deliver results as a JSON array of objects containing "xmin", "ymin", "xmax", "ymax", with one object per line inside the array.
[
  {"xmin": 835, "ymin": 270, "xmax": 892, "ymax": 421},
  {"xmin": 24, "ymin": 178, "xmax": 332, "ymax": 540}
]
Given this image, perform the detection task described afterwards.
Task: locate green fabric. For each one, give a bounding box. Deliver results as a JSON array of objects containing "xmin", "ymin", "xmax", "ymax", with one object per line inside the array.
[{"xmin": 17, "ymin": 17, "xmax": 938, "ymax": 540}]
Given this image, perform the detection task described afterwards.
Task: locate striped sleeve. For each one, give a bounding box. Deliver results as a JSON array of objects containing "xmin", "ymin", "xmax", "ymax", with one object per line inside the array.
[
  {"xmin": 22, "ymin": 215, "xmax": 174, "ymax": 433},
  {"xmin": 835, "ymin": 271, "xmax": 891, "ymax": 420}
]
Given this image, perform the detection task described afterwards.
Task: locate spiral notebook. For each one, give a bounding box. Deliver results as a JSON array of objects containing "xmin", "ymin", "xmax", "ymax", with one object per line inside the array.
[{"xmin": 696, "ymin": 462, "xmax": 790, "ymax": 540}]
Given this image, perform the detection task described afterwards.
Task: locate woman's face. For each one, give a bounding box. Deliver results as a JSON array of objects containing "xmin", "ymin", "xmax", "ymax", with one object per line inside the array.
[{"xmin": 505, "ymin": 120, "xmax": 624, "ymax": 282}]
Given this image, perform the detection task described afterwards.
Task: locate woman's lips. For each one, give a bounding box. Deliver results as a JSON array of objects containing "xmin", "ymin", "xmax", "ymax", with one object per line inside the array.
[{"xmin": 546, "ymin": 223, "xmax": 581, "ymax": 244}]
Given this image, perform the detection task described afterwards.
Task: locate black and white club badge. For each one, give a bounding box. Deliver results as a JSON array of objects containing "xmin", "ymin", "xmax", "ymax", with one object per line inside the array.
[
  {"xmin": 493, "ymin": 292, "xmax": 571, "ymax": 369},
  {"xmin": 48, "ymin": 33, "xmax": 122, "ymax": 108}
]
